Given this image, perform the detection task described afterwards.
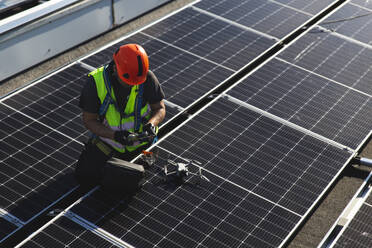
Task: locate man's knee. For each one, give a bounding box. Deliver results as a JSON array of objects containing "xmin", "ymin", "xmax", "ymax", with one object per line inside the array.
[{"xmin": 75, "ymin": 141, "xmax": 111, "ymax": 187}]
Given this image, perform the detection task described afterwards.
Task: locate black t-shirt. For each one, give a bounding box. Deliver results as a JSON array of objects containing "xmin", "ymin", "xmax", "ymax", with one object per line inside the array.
[{"xmin": 79, "ymin": 63, "xmax": 165, "ymax": 114}]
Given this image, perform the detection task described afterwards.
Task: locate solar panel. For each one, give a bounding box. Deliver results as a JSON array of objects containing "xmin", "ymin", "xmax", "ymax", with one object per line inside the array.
[
  {"xmin": 141, "ymin": 8, "xmax": 276, "ymax": 70},
  {"xmin": 61, "ymin": 97, "xmax": 352, "ymax": 248},
  {"xmin": 2, "ymin": 64, "xmax": 90, "ymax": 143},
  {"xmin": 69, "ymin": 168, "xmax": 301, "ymax": 247},
  {"xmin": 280, "ymin": 31, "xmax": 372, "ymax": 95},
  {"xmin": 0, "ymin": 103, "xmax": 80, "ymax": 240},
  {"xmin": 319, "ymin": 2, "xmax": 372, "ymax": 44},
  {"xmin": 351, "ymin": 0, "xmax": 372, "ymax": 9},
  {"xmin": 227, "ymin": 57, "xmax": 372, "ymax": 149},
  {"xmin": 0, "ymin": 64, "xmax": 90, "ymax": 240},
  {"xmin": 227, "ymin": 21, "xmax": 372, "ymax": 150},
  {"xmin": 194, "ymin": 0, "xmax": 337, "ymax": 38}
]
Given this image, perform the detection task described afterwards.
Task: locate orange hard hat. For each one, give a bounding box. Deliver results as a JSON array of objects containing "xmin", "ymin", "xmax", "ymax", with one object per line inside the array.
[{"xmin": 113, "ymin": 44, "xmax": 149, "ymax": 85}]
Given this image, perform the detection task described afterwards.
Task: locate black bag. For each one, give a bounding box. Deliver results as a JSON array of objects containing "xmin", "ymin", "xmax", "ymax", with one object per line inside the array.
[{"xmin": 101, "ymin": 157, "xmax": 145, "ymax": 196}]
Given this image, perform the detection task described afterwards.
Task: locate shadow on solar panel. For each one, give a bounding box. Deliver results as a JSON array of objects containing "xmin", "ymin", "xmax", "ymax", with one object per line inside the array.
[{"xmin": 0, "ymin": 104, "xmax": 81, "ymax": 222}]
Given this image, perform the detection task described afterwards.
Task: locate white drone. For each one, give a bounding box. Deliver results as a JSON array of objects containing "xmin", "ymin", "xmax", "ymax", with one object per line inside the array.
[{"xmin": 162, "ymin": 159, "xmax": 210, "ymax": 184}]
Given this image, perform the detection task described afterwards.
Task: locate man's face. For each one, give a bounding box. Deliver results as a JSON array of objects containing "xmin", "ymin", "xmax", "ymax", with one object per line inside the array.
[{"xmin": 113, "ymin": 65, "xmax": 131, "ymax": 88}]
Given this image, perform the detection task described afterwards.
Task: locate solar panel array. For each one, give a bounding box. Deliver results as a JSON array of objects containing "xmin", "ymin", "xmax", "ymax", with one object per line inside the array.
[
  {"xmin": 1, "ymin": 0, "xmax": 372, "ymax": 247},
  {"xmin": 315, "ymin": 1, "xmax": 372, "ymax": 245},
  {"xmin": 65, "ymin": 97, "xmax": 351, "ymax": 248},
  {"xmin": 0, "ymin": 0, "xmax": 282, "ymax": 242},
  {"xmin": 234, "ymin": 0, "xmax": 372, "ymax": 150}
]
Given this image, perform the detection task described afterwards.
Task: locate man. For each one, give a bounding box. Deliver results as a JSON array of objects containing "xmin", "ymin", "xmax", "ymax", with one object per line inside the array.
[{"xmin": 75, "ymin": 43, "xmax": 166, "ymax": 186}]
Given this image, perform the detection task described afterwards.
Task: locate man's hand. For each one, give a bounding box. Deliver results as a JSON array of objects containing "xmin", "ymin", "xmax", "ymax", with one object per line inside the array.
[
  {"xmin": 114, "ymin": 130, "xmax": 130, "ymax": 145},
  {"xmin": 83, "ymin": 112, "xmax": 116, "ymax": 140},
  {"xmin": 143, "ymin": 123, "xmax": 157, "ymax": 136}
]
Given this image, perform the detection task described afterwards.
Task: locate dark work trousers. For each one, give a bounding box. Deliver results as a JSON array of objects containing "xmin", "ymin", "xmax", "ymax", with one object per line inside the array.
[{"xmin": 74, "ymin": 137, "xmax": 148, "ymax": 187}]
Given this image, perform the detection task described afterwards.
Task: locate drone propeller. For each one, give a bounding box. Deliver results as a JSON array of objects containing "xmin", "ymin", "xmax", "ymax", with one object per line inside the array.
[
  {"xmin": 198, "ymin": 168, "xmax": 210, "ymax": 182},
  {"xmin": 164, "ymin": 164, "xmax": 168, "ymax": 175}
]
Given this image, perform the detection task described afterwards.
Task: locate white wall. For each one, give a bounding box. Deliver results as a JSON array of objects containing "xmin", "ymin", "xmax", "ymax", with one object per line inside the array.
[{"xmin": 0, "ymin": 0, "xmax": 172, "ymax": 82}]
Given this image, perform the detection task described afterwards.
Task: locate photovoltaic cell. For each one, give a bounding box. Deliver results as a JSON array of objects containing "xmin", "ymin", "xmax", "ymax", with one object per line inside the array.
[
  {"xmin": 17, "ymin": 216, "xmax": 119, "ymax": 247},
  {"xmin": 71, "ymin": 168, "xmax": 301, "ymax": 248},
  {"xmin": 320, "ymin": 2, "xmax": 372, "ymax": 44},
  {"xmin": 69, "ymin": 97, "xmax": 351, "ymax": 248},
  {"xmin": 195, "ymin": 0, "xmax": 336, "ymax": 38},
  {"xmin": 278, "ymin": 31, "xmax": 372, "ymax": 96},
  {"xmin": 142, "ymin": 8, "xmax": 275, "ymax": 70},
  {"xmin": 2, "ymin": 64, "xmax": 90, "ymax": 143},
  {"xmin": 227, "ymin": 58, "xmax": 372, "ymax": 149},
  {"xmin": 0, "ymin": 64, "xmax": 92, "ymax": 242},
  {"xmin": 0, "ymin": 103, "xmax": 79, "ymax": 223},
  {"xmin": 158, "ymin": 98, "xmax": 351, "ymax": 215}
]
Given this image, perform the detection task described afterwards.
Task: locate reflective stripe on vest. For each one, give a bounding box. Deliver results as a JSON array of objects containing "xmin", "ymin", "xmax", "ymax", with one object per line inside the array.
[{"xmin": 89, "ymin": 66, "xmax": 151, "ymax": 153}]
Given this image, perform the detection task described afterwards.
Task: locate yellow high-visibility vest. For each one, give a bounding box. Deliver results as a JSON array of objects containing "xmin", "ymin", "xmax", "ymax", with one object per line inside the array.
[{"xmin": 89, "ymin": 66, "xmax": 151, "ymax": 153}]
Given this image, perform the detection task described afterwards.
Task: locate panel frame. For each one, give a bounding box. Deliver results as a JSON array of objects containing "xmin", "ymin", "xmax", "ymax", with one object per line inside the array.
[
  {"xmin": 0, "ymin": 185, "xmax": 78, "ymax": 243},
  {"xmin": 13, "ymin": 186, "xmax": 134, "ymax": 248},
  {"xmin": 318, "ymin": 170, "xmax": 372, "ymax": 248}
]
